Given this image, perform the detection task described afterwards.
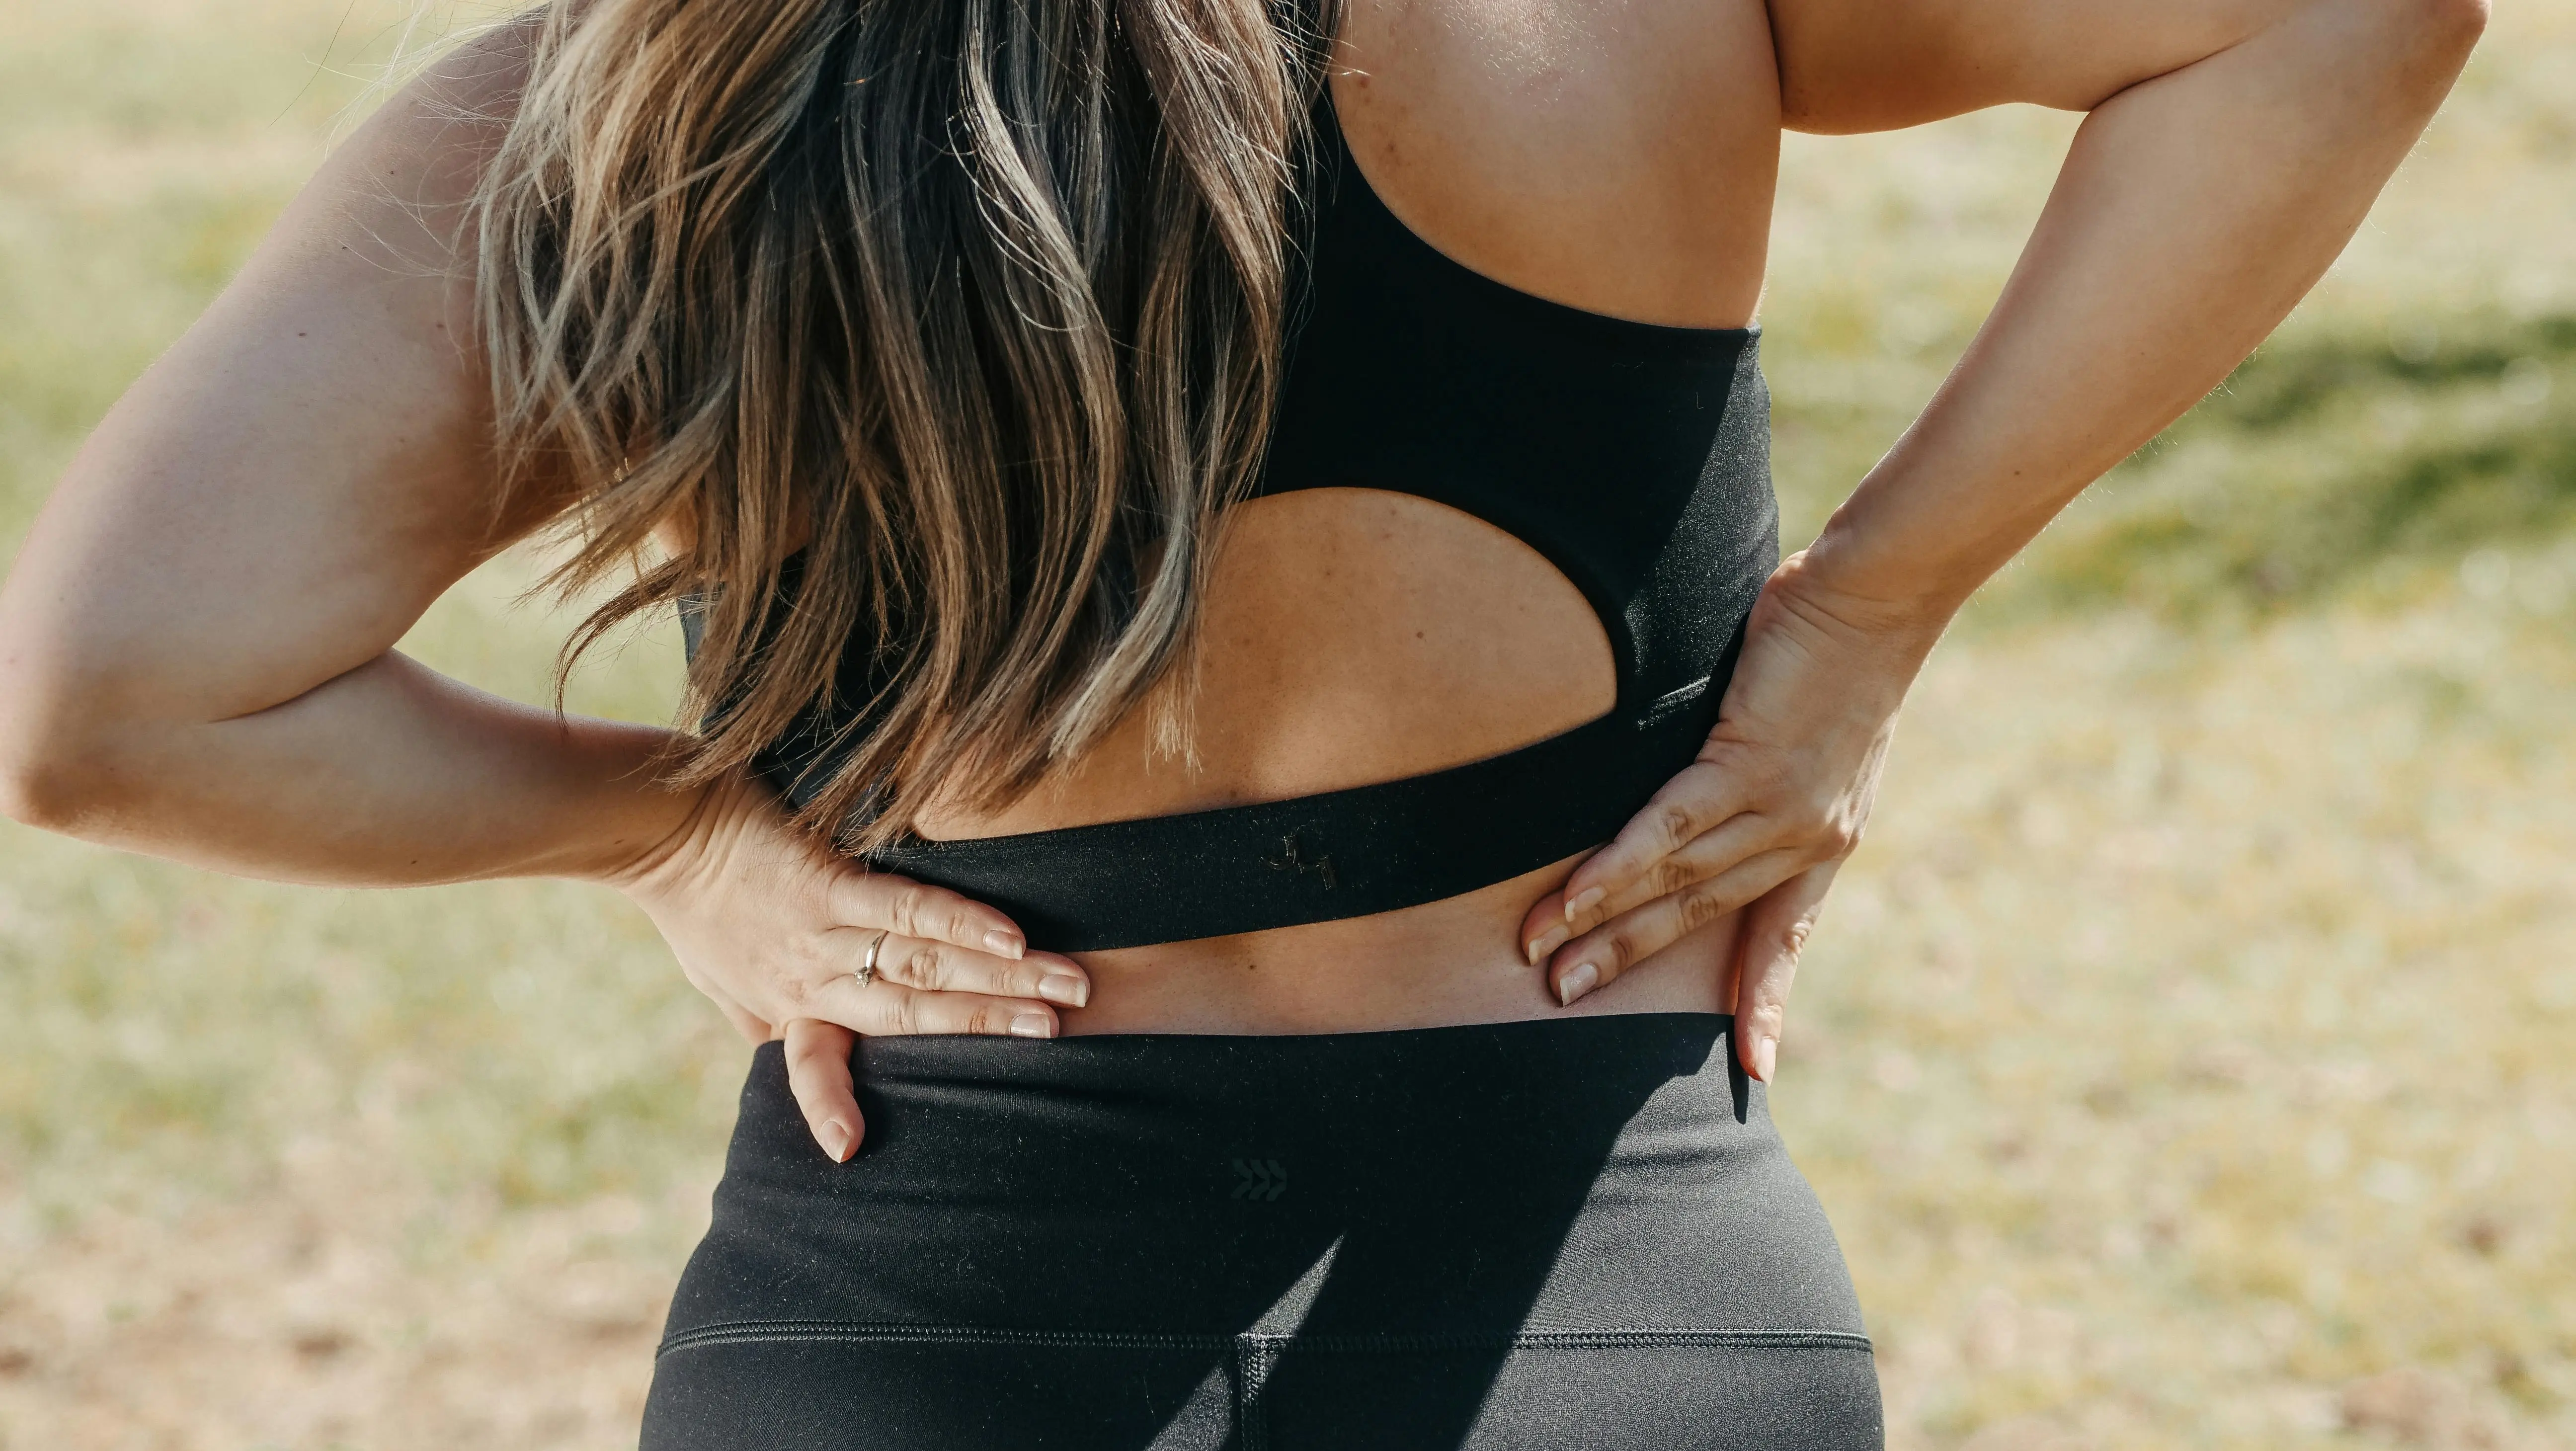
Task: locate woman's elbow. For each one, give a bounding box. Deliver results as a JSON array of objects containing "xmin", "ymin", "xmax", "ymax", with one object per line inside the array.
[
  {"xmin": 0, "ymin": 752, "xmax": 102, "ymax": 834},
  {"xmin": 2351, "ymin": 0, "xmax": 2489, "ymax": 122},
  {"xmin": 0, "ymin": 665, "xmax": 145, "ymax": 834},
  {"xmin": 0, "ymin": 722, "xmax": 97, "ymax": 835},
  {"xmin": 2422, "ymin": 0, "xmax": 2491, "ymax": 42},
  {"xmin": 2354, "ymin": 0, "xmax": 2488, "ymax": 82},
  {"xmin": 2392, "ymin": 0, "xmax": 2490, "ymax": 67}
]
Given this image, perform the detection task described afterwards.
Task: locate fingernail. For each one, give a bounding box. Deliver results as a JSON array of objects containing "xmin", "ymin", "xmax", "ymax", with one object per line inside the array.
[
  {"xmin": 1525, "ymin": 925, "xmax": 1569, "ymax": 966},
  {"xmin": 819, "ymin": 1120, "xmax": 854, "ymax": 1162},
  {"xmin": 1564, "ymin": 887, "xmax": 1605, "ymax": 924},
  {"xmin": 1755, "ymin": 1036, "xmax": 1778, "ymax": 1082},
  {"xmin": 1010, "ymin": 1013, "xmax": 1055, "ymax": 1039},
  {"xmin": 1557, "ymin": 962, "xmax": 1599, "ymax": 1006},
  {"xmin": 1038, "ymin": 972, "xmax": 1089, "ymax": 1007},
  {"xmin": 984, "ymin": 930, "xmax": 1026, "ymax": 959}
]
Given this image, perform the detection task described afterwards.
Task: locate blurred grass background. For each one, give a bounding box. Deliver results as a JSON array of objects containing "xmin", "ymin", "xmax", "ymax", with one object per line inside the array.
[{"xmin": 0, "ymin": 1, "xmax": 2569, "ymax": 1447}]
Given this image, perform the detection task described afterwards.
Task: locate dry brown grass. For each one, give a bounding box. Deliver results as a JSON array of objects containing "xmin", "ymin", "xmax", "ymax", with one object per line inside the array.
[
  {"xmin": 1794, "ymin": 562, "xmax": 2576, "ymax": 1448},
  {"xmin": 1, "ymin": 1, "xmax": 2570, "ymax": 1447}
]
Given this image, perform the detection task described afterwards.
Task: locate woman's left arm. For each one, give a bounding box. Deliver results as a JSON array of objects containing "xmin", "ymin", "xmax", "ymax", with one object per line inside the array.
[{"xmin": 1521, "ymin": 0, "xmax": 2487, "ymax": 1075}]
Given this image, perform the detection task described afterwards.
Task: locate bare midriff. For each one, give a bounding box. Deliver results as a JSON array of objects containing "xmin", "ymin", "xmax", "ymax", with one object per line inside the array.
[
  {"xmin": 910, "ymin": 491, "xmax": 1748, "ymax": 1035},
  {"xmin": 911, "ymin": 8, "xmax": 1784, "ymax": 1034}
]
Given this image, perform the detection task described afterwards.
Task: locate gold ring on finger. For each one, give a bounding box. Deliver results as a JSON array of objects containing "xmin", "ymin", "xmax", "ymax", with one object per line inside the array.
[{"xmin": 855, "ymin": 928, "xmax": 890, "ymax": 987}]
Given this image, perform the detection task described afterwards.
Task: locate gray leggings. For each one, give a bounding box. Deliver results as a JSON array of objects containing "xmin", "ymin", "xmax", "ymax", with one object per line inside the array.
[{"xmin": 643, "ymin": 1013, "xmax": 1883, "ymax": 1449}]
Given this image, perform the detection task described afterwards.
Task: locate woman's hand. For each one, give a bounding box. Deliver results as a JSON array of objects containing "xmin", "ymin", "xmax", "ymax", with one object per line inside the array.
[
  {"xmin": 607, "ymin": 772, "xmax": 1089, "ymax": 1162},
  {"xmin": 1517, "ymin": 549, "xmax": 1947, "ymax": 1083}
]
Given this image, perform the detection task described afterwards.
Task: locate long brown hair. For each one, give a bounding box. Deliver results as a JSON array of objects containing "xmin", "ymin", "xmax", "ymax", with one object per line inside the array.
[{"xmin": 469, "ymin": 0, "xmax": 1330, "ymax": 845}]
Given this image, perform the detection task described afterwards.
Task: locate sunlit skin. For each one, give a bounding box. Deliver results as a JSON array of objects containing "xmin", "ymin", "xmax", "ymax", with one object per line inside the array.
[{"xmin": 0, "ymin": 0, "xmax": 2483, "ymax": 1163}]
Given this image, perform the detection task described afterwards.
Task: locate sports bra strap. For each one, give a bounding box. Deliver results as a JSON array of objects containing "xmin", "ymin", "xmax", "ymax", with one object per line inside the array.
[{"xmin": 867, "ymin": 622, "xmax": 1739, "ymax": 951}]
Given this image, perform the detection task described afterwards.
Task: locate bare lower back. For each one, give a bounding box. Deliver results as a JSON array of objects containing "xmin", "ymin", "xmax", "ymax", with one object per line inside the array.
[
  {"xmin": 1053, "ymin": 854, "xmax": 1740, "ymax": 1034},
  {"xmin": 914, "ymin": 486, "xmax": 1748, "ymax": 1033}
]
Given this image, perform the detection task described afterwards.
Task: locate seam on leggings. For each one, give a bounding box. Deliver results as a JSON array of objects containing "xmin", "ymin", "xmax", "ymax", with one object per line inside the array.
[
  {"xmin": 656, "ymin": 1321, "xmax": 1873, "ymax": 1359},
  {"xmin": 1234, "ymin": 1336, "xmax": 1278, "ymax": 1451}
]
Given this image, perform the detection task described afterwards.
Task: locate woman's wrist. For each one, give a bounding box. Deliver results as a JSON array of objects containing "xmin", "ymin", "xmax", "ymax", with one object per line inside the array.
[
  {"xmin": 1789, "ymin": 428, "xmax": 2053, "ymax": 642},
  {"xmin": 514, "ymin": 718, "xmax": 718, "ymax": 890},
  {"xmin": 1763, "ymin": 539, "xmax": 1959, "ymax": 673},
  {"xmin": 585, "ymin": 765, "xmax": 736, "ymax": 901}
]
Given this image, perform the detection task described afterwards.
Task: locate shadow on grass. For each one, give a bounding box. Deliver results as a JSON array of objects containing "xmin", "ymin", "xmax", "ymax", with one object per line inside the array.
[
  {"xmin": 1990, "ymin": 312, "xmax": 2576, "ymax": 623},
  {"xmin": 2199, "ymin": 315, "xmax": 2576, "ymax": 435}
]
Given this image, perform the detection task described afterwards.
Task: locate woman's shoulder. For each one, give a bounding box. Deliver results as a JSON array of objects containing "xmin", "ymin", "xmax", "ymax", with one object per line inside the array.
[
  {"xmin": 96, "ymin": 15, "xmax": 567, "ymax": 567},
  {"xmin": 306, "ymin": 16, "xmax": 543, "ymax": 271}
]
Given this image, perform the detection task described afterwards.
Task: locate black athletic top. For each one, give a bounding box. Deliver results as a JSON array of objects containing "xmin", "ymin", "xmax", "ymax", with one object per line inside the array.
[{"xmin": 746, "ymin": 98, "xmax": 1778, "ymax": 951}]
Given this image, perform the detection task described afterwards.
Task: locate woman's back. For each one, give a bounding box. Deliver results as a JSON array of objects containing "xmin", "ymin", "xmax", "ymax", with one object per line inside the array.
[{"xmin": 898, "ymin": 0, "xmax": 1789, "ymax": 1030}]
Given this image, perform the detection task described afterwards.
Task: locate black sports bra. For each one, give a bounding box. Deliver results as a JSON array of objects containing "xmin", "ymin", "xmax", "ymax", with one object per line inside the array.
[{"xmin": 761, "ymin": 95, "xmax": 1778, "ymax": 951}]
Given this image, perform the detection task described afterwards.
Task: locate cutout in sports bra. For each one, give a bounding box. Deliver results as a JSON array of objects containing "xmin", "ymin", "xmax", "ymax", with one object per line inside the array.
[{"xmin": 747, "ymin": 92, "xmax": 1779, "ymax": 951}]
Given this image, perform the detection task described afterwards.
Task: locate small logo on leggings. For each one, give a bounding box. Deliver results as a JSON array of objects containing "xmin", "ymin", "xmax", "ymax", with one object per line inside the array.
[{"xmin": 1231, "ymin": 1158, "xmax": 1288, "ymax": 1202}]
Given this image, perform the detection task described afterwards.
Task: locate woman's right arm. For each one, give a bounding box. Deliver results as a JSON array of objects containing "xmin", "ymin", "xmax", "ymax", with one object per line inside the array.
[
  {"xmin": 0, "ymin": 33, "xmax": 1082, "ymax": 1156},
  {"xmin": 1523, "ymin": 0, "xmax": 2481, "ymax": 1074}
]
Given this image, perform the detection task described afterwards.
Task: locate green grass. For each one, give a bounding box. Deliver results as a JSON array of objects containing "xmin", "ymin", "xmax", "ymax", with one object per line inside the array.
[
  {"xmin": 1, "ymin": 1, "xmax": 2572, "ymax": 1447},
  {"xmin": 2005, "ymin": 313, "xmax": 2576, "ymax": 621}
]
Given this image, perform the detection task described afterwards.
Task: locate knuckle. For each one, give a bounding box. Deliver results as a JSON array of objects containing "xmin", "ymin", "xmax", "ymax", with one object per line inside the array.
[
  {"xmin": 898, "ymin": 942, "xmax": 947, "ymax": 989},
  {"xmin": 1650, "ymin": 802, "xmax": 1699, "ymax": 853},
  {"xmin": 887, "ymin": 885, "xmax": 933, "ymax": 937},
  {"xmin": 1599, "ymin": 927, "xmax": 1640, "ymax": 972},
  {"xmin": 1652, "ymin": 856, "xmax": 1700, "ymax": 897},
  {"xmin": 1676, "ymin": 884, "xmax": 1731, "ymax": 932}
]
